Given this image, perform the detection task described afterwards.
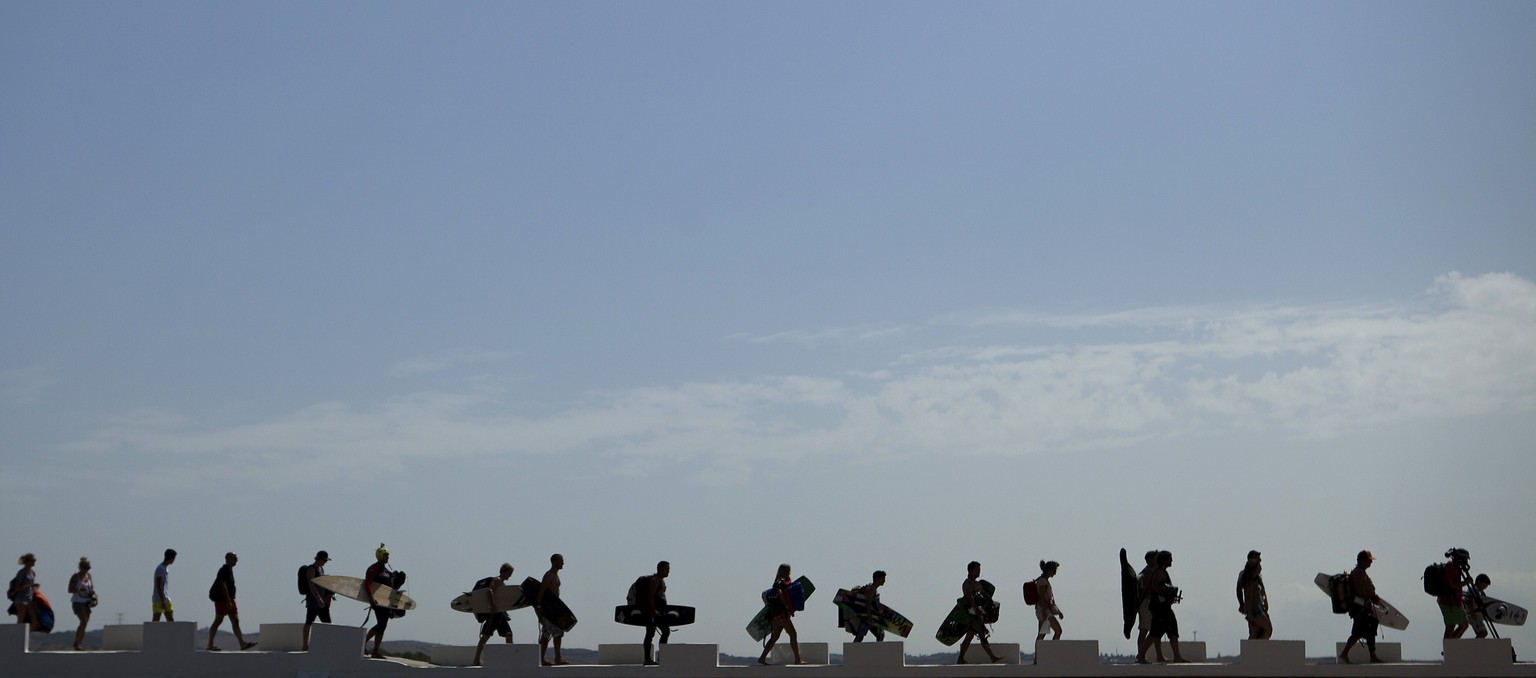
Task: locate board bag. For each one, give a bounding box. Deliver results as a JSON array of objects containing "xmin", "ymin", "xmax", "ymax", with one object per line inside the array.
[{"xmin": 1327, "ymin": 573, "xmax": 1352, "ymax": 614}]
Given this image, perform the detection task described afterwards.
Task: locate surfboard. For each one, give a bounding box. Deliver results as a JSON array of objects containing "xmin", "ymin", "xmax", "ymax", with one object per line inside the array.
[
  {"xmin": 1474, "ymin": 596, "xmax": 1529, "ymax": 626},
  {"xmin": 521, "ymin": 577, "xmax": 578, "ymax": 632},
  {"xmin": 313, "ymin": 575, "xmax": 417, "ymax": 611},
  {"xmin": 746, "ymin": 576, "xmax": 815, "ymax": 642},
  {"xmin": 614, "ymin": 604, "xmax": 696, "ymax": 627},
  {"xmin": 1119, "ymin": 548, "xmax": 1137, "ymax": 639},
  {"xmin": 934, "ymin": 580, "xmax": 997, "ymax": 646},
  {"xmin": 1312, "ymin": 572, "xmax": 1408, "ymax": 630},
  {"xmin": 450, "ymin": 582, "xmax": 530, "ymax": 615},
  {"xmin": 834, "ymin": 588, "xmax": 913, "ymax": 638}
]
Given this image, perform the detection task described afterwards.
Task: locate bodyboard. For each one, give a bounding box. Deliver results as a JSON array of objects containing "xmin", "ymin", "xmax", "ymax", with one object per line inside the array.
[
  {"xmin": 614, "ymin": 604, "xmax": 696, "ymax": 627},
  {"xmin": 1119, "ymin": 548, "xmax": 1137, "ymax": 639},
  {"xmin": 1312, "ymin": 572, "xmax": 1408, "ymax": 630},
  {"xmin": 934, "ymin": 580, "xmax": 997, "ymax": 646},
  {"xmin": 450, "ymin": 583, "xmax": 530, "ymax": 614},
  {"xmin": 746, "ymin": 576, "xmax": 814, "ymax": 642},
  {"xmin": 313, "ymin": 575, "xmax": 416, "ymax": 611},
  {"xmin": 521, "ymin": 577, "xmax": 578, "ymax": 632},
  {"xmin": 834, "ymin": 588, "xmax": 914, "ymax": 638}
]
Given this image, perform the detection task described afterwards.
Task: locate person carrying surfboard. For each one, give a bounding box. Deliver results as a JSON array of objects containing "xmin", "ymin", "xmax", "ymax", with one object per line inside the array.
[
  {"xmin": 537, "ymin": 554, "xmax": 569, "ymax": 666},
  {"xmin": 471, "ymin": 563, "xmax": 515, "ymax": 667},
  {"xmin": 362, "ymin": 544, "xmax": 396, "ymax": 659},
  {"xmin": 1236, "ymin": 551, "xmax": 1271, "ymax": 640},
  {"xmin": 1032, "ymin": 560, "xmax": 1064, "ymax": 641},
  {"xmin": 756, "ymin": 563, "xmax": 806, "ymax": 665},
  {"xmin": 301, "ymin": 550, "xmax": 332, "ymax": 651},
  {"xmin": 1339, "ymin": 550, "xmax": 1383, "ymax": 664},
  {"xmin": 957, "ymin": 561, "xmax": 1002, "ymax": 664}
]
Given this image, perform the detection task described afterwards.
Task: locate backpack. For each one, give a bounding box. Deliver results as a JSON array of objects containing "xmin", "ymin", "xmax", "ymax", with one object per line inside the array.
[
  {"xmin": 297, "ymin": 565, "xmax": 312, "ymax": 596},
  {"xmin": 1423, "ymin": 563, "xmax": 1451, "ymax": 597},
  {"xmin": 627, "ymin": 575, "xmax": 651, "ymax": 606},
  {"xmin": 1327, "ymin": 573, "xmax": 1353, "ymax": 614},
  {"xmin": 1023, "ymin": 580, "xmax": 1040, "ymax": 606},
  {"xmin": 470, "ymin": 577, "xmax": 496, "ymax": 622}
]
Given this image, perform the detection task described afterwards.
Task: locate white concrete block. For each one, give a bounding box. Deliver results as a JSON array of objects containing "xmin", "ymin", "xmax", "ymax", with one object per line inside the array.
[
  {"xmin": 1034, "ymin": 639, "xmax": 1098, "ymax": 668},
  {"xmin": 843, "ymin": 641, "xmax": 905, "ymax": 667},
  {"xmin": 431, "ymin": 645, "xmax": 479, "ymax": 666},
  {"xmin": 307, "ymin": 623, "xmax": 366, "ymax": 664},
  {"xmin": 143, "ymin": 621, "xmax": 195, "ymax": 655},
  {"xmin": 0, "ymin": 622, "xmax": 26, "ymax": 656},
  {"xmin": 256, "ymin": 623, "xmax": 306, "ymax": 651},
  {"xmin": 1335, "ymin": 641, "xmax": 1402, "ymax": 663},
  {"xmin": 1239, "ymin": 639, "xmax": 1305, "ymax": 667},
  {"xmin": 770, "ymin": 641, "xmax": 829, "ymax": 665},
  {"xmin": 101, "ymin": 624, "xmax": 143, "ymax": 651},
  {"xmin": 483, "ymin": 643, "xmax": 542, "ymax": 668},
  {"xmin": 598, "ymin": 643, "xmax": 646, "ymax": 664},
  {"xmin": 961, "ymin": 642, "xmax": 1020, "ymax": 664},
  {"xmin": 1443, "ymin": 638, "xmax": 1513, "ymax": 668},
  {"xmin": 658, "ymin": 643, "xmax": 718, "ymax": 669}
]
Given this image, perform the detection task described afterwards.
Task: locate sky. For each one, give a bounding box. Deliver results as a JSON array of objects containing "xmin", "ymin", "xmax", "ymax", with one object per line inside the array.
[{"xmin": 2, "ymin": 0, "xmax": 1534, "ymax": 662}]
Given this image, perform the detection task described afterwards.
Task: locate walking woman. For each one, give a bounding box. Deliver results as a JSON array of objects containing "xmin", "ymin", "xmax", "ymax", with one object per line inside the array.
[
  {"xmin": 1033, "ymin": 560, "xmax": 1064, "ymax": 640},
  {"xmin": 68, "ymin": 557, "xmax": 97, "ymax": 650},
  {"xmin": 756, "ymin": 563, "xmax": 805, "ymax": 665},
  {"xmin": 8, "ymin": 553, "xmax": 39, "ymax": 632}
]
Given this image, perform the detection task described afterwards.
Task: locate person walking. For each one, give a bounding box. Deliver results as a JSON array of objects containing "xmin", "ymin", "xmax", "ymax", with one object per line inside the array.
[
  {"xmin": 1339, "ymin": 550, "xmax": 1383, "ymax": 664},
  {"xmin": 68, "ymin": 557, "xmax": 97, "ymax": 650},
  {"xmin": 206, "ymin": 552, "xmax": 257, "ymax": 651},
  {"xmin": 757, "ymin": 563, "xmax": 805, "ymax": 665},
  {"xmin": 152, "ymin": 549, "xmax": 176, "ymax": 622},
  {"xmin": 1032, "ymin": 560, "xmax": 1064, "ymax": 641},
  {"xmin": 957, "ymin": 561, "xmax": 1003, "ymax": 664},
  {"xmin": 9, "ymin": 553, "xmax": 40, "ymax": 632},
  {"xmin": 301, "ymin": 550, "xmax": 332, "ymax": 651},
  {"xmin": 1236, "ymin": 551, "xmax": 1271, "ymax": 640},
  {"xmin": 471, "ymin": 563, "xmax": 515, "ymax": 666}
]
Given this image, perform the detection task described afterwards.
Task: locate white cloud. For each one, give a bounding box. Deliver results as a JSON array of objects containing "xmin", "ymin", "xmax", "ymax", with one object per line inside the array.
[{"xmin": 54, "ymin": 273, "xmax": 1536, "ymax": 488}]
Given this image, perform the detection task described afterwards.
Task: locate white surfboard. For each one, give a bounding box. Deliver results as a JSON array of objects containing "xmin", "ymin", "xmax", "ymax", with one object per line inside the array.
[
  {"xmin": 1314, "ymin": 573, "xmax": 1408, "ymax": 630},
  {"xmin": 313, "ymin": 575, "xmax": 416, "ymax": 611},
  {"xmin": 450, "ymin": 584, "xmax": 529, "ymax": 614}
]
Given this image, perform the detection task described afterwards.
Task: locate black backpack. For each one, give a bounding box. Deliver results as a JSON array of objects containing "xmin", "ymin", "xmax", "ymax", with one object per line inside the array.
[
  {"xmin": 298, "ymin": 565, "xmax": 312, "ymax": 596},
  {"xmin": 1327, "ymin": 573, "xmax": 1353, "ymax": 614},
  {"xmin": 627, "ymin": 575, "xmax": 652, "ymax": 606},
  {"xmin": 1423, "ymin": 563, "xmax": 1451, "ymax": 597}
]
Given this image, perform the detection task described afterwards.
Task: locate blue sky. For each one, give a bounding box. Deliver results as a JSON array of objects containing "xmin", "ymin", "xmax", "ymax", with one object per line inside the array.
[{"xmin": 2, "ymin": 0, "xmax": 1534, "ymax": 660}]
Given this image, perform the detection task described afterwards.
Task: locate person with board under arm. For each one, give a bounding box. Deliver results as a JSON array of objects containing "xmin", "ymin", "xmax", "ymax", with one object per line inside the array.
[
  {"xmin": 757, "ymin": 563, "xmax": 805, "ymax": 665},
  {"xmin": 301, "ymin": 550, "xmax": 332, "ymax": 651},
  {"xmin": 1141, "ymin": 551, "xmax": 1188, "ymax": 663},
  {"xmin": 851, "ymin": 570, "xmax": 886, "ymax": 643},
  {"xmin": 472, "ymin": 563, "xmax": 515, "ymax": 667},
  {"xmin": 957, "ymin": 561, "xmax": 1002, "ymax": 664},
  {"xmin": 362, "ymin": 545, "xmax": 395, "ymax": 659},
  {"xmin": 1339, "ymin": 550, "xmax": 1383, "ymax": 664},
  {"xmin": 639, "ymin": 561, "xmax": 670, "ymax": 665},
  {"xmin": 537, "ymin": 553, "xmax": 569, "ymax": 666}
]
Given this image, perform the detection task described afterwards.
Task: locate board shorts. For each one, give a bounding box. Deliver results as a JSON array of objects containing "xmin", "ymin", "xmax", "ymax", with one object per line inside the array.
[
  {"xmin": 306, "ymin": 607, "xmax": 332, "ymax": 625},
  {"xmin": 1350, "ymin": 606, "xmax": 1379, "ymax": 638},
  {"xmin": 1035, "ymin": 605, "xmax": 1053, "ymax": 624},
  {"xmin": 152, "ymin": 598, "xmax": 174, "ymax": 615},
  {"xmin": 371, "ymin": 606, "xmax": 392, "ymax": 631},
  {"xmin": 539, "ymin": 619, "xmax": 564, "ymax": 642},
  {"xmin": 1149, "ymin": 601, "xmax": 1178, "ymax": 639},
  {"xmin": 73, "ymin": 601, "xmax": 93, "ymax": 616},
  {"xmin": 481, "ymin": 613, "xmax": 512, "ymax": 638},
  {"xmin": 215, "ymin": 599, "xmax": 239, "ymax": 617},
  {"xmin": 1440, "ymin": 603, "xmax": 1468, "ymax": 626}
]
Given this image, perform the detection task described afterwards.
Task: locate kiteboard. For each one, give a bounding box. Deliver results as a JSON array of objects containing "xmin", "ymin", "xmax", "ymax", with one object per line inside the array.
[
  {"xmin": 746, "ymin": 576, "xmax": 815, "ymax": 642},
  {"xmin": 834, "ymin": 588, "xmax": 913, "ymax": 638},
  {"xmin": 615, "ymin": 604, "xmax": 696, "ymax": 627},
  {"xmin": 521, "ymin": 577, "xmax": 578, "ymax": 632},
  {"xmin": 1473, "ymin": 595, "xmax": 1529, "ymax": 626},
  {"xmin": 1119, "ymin": 548, "xmax": 1138, "ymax": 639},
  {"xmin": 313, "ymin": 575, "xmax": 416, "ymax": 611},
  {"xmin": 1313, "ymin": 572, "xmax": 1408, "ymax": 630},
  {"xmin": 934, "ymin": 580, "xmax": 997, "ymax": 646}
]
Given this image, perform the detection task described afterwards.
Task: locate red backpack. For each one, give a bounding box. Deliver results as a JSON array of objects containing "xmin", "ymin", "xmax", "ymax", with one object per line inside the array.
[{"xmin": 1023, "ymin": 579, "xmax": 1040, "ymax": 606}]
